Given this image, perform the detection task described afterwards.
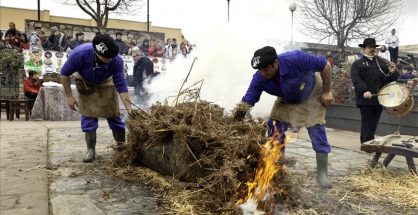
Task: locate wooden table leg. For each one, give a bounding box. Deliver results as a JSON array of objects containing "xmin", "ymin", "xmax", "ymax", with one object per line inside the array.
[
  {"xmin": 383, "ymin": 154, "xmax": 396, "ymax": 167},
  {"xmin": 406, "ymin": 157, "xmax": 417, "ymax": 175},
  {"xmin": 25, "ymin": 102, "xmax": 29, "ymax": 121},
  {"xmin": 370, "ymin": 152, "xmax": 382, "ymax": 168},
  {"xmin": 9, "ymin": 102, "xmax": 14, "ymax": 121}
]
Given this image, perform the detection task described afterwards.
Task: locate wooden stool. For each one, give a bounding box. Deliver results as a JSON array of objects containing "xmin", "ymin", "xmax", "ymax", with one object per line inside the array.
[
  {"xmin": 361, "ymin": 135, "xmax": 418, "ymax": 175},
  {"xmin": 9, "ymin": 99, "xmax": 30, "ymax": 121},
  {"xmin": 0, "ymin": 99, "xmax": 10, "ymax": 120}
]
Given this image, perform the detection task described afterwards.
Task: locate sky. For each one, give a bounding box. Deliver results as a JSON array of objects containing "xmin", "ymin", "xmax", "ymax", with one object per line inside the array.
[{"xmin": 1, "ymin": 0, "xmax": 417, "ymax": 45}]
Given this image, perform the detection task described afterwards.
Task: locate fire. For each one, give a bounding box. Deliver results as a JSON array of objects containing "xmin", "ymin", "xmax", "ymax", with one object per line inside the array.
[{"xmin": 237, "ymin": 120, "xmax": 287, "ymax": 205}]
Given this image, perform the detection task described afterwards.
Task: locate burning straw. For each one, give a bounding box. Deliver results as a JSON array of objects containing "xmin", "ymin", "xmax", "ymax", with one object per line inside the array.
[{"xmin": 109, "ymin": 101, "xmax": 269, "ymax": 214}]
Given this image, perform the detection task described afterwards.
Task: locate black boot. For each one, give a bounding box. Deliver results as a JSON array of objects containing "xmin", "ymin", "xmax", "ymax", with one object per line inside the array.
[
  {"xmin": 82, "ymin": 131, "xmax": 96, "ymax": 163},
  {"xmin": 316, "ymin": 153, "xmax": 333, "ymax": 189},
  {"xmin": 112, "ymin": 129, "xmax": 125, "ymax": 148}
]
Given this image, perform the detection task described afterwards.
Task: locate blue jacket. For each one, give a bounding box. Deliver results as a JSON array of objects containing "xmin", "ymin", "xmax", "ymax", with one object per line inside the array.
[
  {"xmin": 242, "ymin": 50, "xmax": 327, "ymax": 106},
  {"xmin": 60, "ymin": 43, "xmax": 128, "ymax": 93}
]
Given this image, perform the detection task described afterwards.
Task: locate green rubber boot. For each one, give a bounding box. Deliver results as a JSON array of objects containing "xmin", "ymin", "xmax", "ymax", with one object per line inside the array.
[
  {"xmin": 82, "ymin": 131, "xmax": 96, "ymax": 163},
  {"xmin": 112, "ymin": 129, "xmax": 126, "ymax": 148},
  {"xmin": 316, "ymin": 153, "xmax": 333, "ymax": 189}
]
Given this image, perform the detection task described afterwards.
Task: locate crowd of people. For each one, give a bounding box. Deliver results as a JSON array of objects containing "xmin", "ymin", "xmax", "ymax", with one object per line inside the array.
[
  {"xmin": 0, "ymin": 22, "xmax": 194, "ymax": 59},
  {"xmin": 1, "ymin": 21, "xmax": 196, "ymax": 104}
]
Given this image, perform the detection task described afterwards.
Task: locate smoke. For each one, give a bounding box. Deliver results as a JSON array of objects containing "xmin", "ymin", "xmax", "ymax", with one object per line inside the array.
[{"xmin": 144, "ymin": 0, "xmax": 306, "ymax": 118}]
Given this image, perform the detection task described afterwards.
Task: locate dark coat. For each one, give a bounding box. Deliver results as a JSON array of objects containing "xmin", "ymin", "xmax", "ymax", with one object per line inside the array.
[
  {"xmin": 132, "ymin": 57, "xmax": 154, "ymax": 92},
  {"xmin": 114, "ymin": 39, "xmax": 127, "ymax": 54},
  {"xmin": 350, "ymin": 55, "xmax": 399, "ymax": 106}
]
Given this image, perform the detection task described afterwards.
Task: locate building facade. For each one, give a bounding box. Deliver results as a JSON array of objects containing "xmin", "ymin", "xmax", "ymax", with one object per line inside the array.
[{"xmin": 0, "ymin": 6, "xmax": 183, "ymax": 42}]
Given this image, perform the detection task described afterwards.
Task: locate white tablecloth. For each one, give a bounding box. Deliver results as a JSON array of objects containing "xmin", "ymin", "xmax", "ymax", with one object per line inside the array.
[{"xmin": 31, "ymin": 86, "xmax": 134, "ymax": 121}]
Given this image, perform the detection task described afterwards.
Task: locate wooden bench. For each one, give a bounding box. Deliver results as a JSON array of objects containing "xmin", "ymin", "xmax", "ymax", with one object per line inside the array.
[
  {"xmin": 361, "ymin": 135, "xmax": 418, "ymax": 174},
  {"xmin": 8, "ymin": 99, "xmax": 31, "ymax": 121}
]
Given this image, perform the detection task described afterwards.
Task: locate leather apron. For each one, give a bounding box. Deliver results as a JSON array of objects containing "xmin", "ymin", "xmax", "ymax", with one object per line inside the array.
[
  {"xmin": 73, "ymin": 72, "xmax": 120, "ymax": 118},
  {"xmin": 269, "ymin": 73, "xmax": 326, "ymax": 128}
]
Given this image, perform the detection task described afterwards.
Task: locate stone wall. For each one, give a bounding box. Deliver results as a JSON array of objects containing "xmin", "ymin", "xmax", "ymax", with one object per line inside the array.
[{"xmin": 25, "ymin": 19, "xmax": 165, "ymax": 43}]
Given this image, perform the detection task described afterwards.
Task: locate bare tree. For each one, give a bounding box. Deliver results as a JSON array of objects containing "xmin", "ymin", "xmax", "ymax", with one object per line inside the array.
[
  {"xmin": 57, "ymin": 0, "xmax": 143, "ymax": 27},
  {"xmin": 298, "ymin": 0, "xmax": 405, "ymax": 53}
]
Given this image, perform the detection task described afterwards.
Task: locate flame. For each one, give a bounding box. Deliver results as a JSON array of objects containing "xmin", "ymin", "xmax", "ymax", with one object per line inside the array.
[{"xmin": 237, "ymin": 120, "xmax": 287, "ymax": 205}]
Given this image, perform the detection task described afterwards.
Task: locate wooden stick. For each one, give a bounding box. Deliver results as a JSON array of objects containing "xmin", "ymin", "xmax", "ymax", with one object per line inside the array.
[
  {"xmin": 371, "ymin": 93, "xmax": 390, "ymax": 97},
  {"xmin": 175, "ymin": 57, "xmax": 198, "ymax": 105},
  {"xmin": 123, "ymin": 98, "xmax": 149, "ymax": 118},
  {"xmin": 185, "ymin": 142, "xmax": 203, "ymax": 168}
]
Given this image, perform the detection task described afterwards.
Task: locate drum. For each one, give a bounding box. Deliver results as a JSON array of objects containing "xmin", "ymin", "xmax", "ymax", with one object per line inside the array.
[{"xmin": 378, "ymin": 83, "xmax": 414, "ymax": 117}]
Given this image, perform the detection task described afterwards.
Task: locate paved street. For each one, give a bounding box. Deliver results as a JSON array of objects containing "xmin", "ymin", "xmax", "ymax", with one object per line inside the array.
[{"xmin": 1, "ymin": 112, "xmax": 416, "ymax": 214}]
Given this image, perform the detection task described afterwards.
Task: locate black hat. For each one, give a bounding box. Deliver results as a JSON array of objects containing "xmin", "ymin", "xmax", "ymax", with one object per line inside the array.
[
  {"xmin": 358, "ymin": 38, "xmax": 380, "ymax": 48},
  {"xmin": 251, "ymin": 46, "xmax": 278, "ymax": 69},
  {"xmin": 92, "ymin": 34, "xmax": 119, "ymax": 58}
]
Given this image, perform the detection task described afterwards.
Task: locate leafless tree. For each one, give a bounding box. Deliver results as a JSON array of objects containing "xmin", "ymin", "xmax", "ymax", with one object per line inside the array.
[
  {"xmin": 57, "ymin": 0, "xmax": 143, "ymax": 27},
  {"xmin": 298, "ymin": 0, "xmax": 405, "ymax": 53}
]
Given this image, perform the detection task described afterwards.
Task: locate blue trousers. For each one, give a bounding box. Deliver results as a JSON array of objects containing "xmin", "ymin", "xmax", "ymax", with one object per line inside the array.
[
  {"xmin": 81, "ymin": 115, "xmax": 125, "ymax": 132},
  {"xmin": 267, "ymin": 119, "xmax": 331, "ymax": 154}
]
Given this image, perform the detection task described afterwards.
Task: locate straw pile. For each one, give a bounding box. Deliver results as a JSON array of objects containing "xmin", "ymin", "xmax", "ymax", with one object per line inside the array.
[
  {"xmin": 339, "ymin": 169, "xmax": 418, "ymax": 210},
  {"xmin": 110, "ymin": 101, "xmax": 269, "ymax": 214}
]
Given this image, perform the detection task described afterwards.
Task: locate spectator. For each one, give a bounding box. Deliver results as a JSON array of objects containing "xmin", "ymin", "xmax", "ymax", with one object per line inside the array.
[
  {"xmin": 46, "ymin": 26, "xmax": 70, "ymax": 51},
  {"xmin": 70, "ymin": 32, "xmax": 85, "ymax": 49},
  {"xmin": 385, "ymin": 29, "xmax": 399, "ymax": 63},
  {"xmin": 39, "ymin": 31, "xmax": 48, "ymax": 49},
  {"xmin": 139, "ymin": 39, "xmax": 150, "ymax": 56},
  {"xmin": 19, "ymin": 33, "xmax": 30, "ymax": 50},
  {"xmin": 165, "ymin": 38, "xmax": 178, "ymax": 59},
  {"xmin": 148, "ymin": 42, "xmax": 156, "ymax": 57},
  {"xmin": 399, "ymin": 65, "xmax": 416, "ymax": 80},
  {"xmin": 406, "ymin": 54, "xmax": 416, "ymax": 68},
  {"xmin": 5, "ymin": 22, "xmax": 20, "ymax": 38},
  {"xmin": 377, "ymin": 45, "xmax": 391, "ymax": 62},
  {"xmin": 23, "ymin": 70, "xmax": 42, "ymax": 100},
  {"xmin": 180, "ymin": 40, "xmax": 192, "ymax": 57},
  {"xmin": 171, "ymin": 38, "xmax": 179, "ymax": 58},
  {"xmin": 11, "ymin": 31, "xmax": 22, "ymax": 48},
  {"xmin": 154, "ymin": 42, "xmax": 165, "ymax": 57},
  {"xmin": 29, "ymin": 26, "xmax": 43, "ymax": 50},
  {"xmin": 164, "ymin": 38, "xmax": 172, "ymax": 58},
  {"xmin": 127, "ymin": 39, "xmax": 139, "ymax": 55},
  {"xmin": 132, "ymin": 51, "xmax": 154, "ymax": 106},
  {"xmin": 325, "ymin": 51, "xmax": 334, "ymax": 67},
  {"xmin": 3, "ymin": 35, "xmax": 16, "ymax": 49},
  {"xmin": 114, "ymin": 32, "xmax": 127, "ymax": 54}
]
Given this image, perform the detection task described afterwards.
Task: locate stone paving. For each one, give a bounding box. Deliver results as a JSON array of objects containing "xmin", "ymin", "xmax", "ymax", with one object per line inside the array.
[
  {"xmin": 48, "ymin": 127, "xmax": 157, "ymax": 215},
  {"xmin": 0, "ymin": 122, "xmax": 49, "ymax": 215},
  {"xmin": 1, "ymin": 117, "xmax": 417, "ymax": 214}
]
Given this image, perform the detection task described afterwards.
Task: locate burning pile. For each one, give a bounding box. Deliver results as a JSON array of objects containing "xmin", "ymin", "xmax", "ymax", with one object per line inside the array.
[
  {"xmin": 237, "ymin": 122, "xmax": 287, "ymax": 209},
  {"xmin": 110, "ymin": 101, "xmax": 287, "ymax": 213}
]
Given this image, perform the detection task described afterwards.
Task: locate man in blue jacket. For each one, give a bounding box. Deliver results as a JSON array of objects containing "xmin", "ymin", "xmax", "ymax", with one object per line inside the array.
[
  {"xmin": 237, "ymin": 46, "xmax": 334, "ymax": 189},
  {"xmin": 61, "ymin": 34, "xmax": 132, "ymax": 163}
]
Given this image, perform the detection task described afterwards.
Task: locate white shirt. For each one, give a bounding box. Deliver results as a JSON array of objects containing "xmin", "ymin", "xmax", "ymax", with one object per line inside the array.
[
  {"xmin": 385, "ymin": 34, "xmax": 399, "ymax": 48},
  {"xmin": 378, "ymin": 50, "xmax": 391, "ymax": 62}
]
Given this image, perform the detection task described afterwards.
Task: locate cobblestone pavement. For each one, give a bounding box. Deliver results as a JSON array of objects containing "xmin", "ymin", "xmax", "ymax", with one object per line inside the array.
[
  {"xmin": 1, "ymin": 117, "xmax": 417, "ymax": 214},
  {"xmin": 48, "ymin": 127, "xmax": 158, "ymax": 215}
]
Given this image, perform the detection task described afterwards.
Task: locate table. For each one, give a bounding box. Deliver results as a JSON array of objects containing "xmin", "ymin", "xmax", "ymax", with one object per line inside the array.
[
  {"xmin": 361, "ymin": 134, "xmax": 418, "ymax": 174},
  {"xmin": 31, "ymin": 86, "xmax": 134, "ymax": 121},
  {"xmin": 31, "ymin": 86, "xmax": 80, "ymax": 121}
]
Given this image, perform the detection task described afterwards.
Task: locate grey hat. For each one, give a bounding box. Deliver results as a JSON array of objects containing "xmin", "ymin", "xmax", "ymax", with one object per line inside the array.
[{"xmin": 50, "ymin": 26, "xmax": 58, "ymax": 32}]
